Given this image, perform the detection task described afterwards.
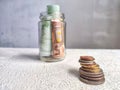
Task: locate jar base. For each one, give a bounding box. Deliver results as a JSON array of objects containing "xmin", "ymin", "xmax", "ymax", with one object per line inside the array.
[{"xmin": 40, "ymin": 56, "xmax": 65, "ymax": 62}]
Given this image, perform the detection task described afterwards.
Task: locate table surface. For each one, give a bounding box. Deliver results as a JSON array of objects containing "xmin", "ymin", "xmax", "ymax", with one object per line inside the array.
[{"xmin": 0, "ymin": 48, "xmax": 120, "ymax": 90}]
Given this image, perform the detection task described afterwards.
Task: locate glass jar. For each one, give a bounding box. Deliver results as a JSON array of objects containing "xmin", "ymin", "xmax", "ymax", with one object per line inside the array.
[{"xmin": 38, "ymin": 5, "xmax": 66, "ymax": 62}]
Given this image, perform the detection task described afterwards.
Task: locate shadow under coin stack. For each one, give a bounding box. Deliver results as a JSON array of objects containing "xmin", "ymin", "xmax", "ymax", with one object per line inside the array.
[{"xmin": 79, "ymin": 56, "xmax": 105, "ymax": 85}]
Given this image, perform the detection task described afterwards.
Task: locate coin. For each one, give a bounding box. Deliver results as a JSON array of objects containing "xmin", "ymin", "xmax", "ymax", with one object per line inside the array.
[
  {"xmin": 80, "ymin": 76, "xmax": 105, "ymax": 85},
  {"xmin": 80, "ymin": 56, "xmax": 95, "ymax": 61}
]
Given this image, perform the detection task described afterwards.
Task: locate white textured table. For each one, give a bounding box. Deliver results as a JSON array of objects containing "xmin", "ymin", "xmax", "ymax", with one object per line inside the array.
[{"xmin": 0, "ymin": 48, "xmax": 120, "ymax": 90}]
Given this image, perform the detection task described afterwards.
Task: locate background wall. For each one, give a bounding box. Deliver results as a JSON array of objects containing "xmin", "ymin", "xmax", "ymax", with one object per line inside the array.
[{"xmin": 0, "ymin": 0, "xmax": 120, "ymax": 49}]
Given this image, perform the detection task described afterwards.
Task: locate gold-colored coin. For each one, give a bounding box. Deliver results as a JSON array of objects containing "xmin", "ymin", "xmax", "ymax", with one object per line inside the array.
[
  {"xmin": 81, "ymin": 67, "xmax": 101, "ymax": 73},
  {"xmin": 82, "ymin": 66, "xmax": 99, "ymax": 70},
  {"xmin": 81, "ymin": 63, "xmax": 99, "ymax": 68},
  {"xmin": 82, "ymin": 64, "xmax": 99, "ymax": 69}
]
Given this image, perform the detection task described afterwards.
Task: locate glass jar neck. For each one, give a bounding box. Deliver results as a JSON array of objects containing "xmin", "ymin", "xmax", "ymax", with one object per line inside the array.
[{"xmin": 40, "ymin": 12, "xmax": 65, "ymax": 21}]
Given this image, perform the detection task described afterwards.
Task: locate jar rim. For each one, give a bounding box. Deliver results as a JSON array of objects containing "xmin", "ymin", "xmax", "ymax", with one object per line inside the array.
[{"xmin": 39, "ymin": 12, "xmax": 65, "ymax": 20}]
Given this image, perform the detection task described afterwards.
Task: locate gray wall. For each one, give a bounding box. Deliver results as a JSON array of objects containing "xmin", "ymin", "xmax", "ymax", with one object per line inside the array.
[{"xmin": 0, "ymin": 0, "xmax": 120, "ymax": 49}]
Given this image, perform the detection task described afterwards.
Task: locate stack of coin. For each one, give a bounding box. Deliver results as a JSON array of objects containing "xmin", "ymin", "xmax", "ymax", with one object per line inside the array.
[{"xmin": 79, "ymin": 56, "xmax": 105, "ymax": 85}]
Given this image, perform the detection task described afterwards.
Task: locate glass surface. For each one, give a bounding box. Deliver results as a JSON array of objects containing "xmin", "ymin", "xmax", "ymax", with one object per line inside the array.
[{"xmin": 38, "ymin": 12, "xmax": 66, "ymax": 62}]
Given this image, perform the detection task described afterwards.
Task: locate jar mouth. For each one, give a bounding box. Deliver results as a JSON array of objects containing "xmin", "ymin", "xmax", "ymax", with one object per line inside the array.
[{"xmin": 39, "ymin": 12, "xmax": 65, "ymax": 20}]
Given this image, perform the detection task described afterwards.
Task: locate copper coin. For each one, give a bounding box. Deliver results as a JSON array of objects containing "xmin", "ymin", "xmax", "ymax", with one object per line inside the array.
[
  {"xmin": 80, "ymin": 62, "xmax": 96, "ymax": 66},
  {"xmin": 80, "ymin": 76, "xmax": 105, "ymax": 85},
  {"xmin": 80, "ymin": 56, "xmax": 95, "ymax": 61},
  {"xmin": 80, "ymin": 72, "xmax": 104, "ymax": 78},
  {"xmin": 79, "ymin": 59, "xmax": 94, "ymax": 63},
  {"xmin": 80, "ymin": 74, "xmax": 104, "ymax": 81}
]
